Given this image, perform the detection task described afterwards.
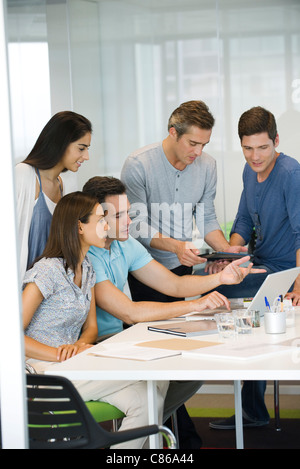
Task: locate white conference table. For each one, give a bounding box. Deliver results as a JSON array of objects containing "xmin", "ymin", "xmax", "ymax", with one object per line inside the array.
[{"xmin": 46, "ymin": 312, "xmax": 300, "ymax": 449}]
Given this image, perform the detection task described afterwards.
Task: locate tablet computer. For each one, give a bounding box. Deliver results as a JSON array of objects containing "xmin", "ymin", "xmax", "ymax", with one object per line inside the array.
[{"xmin": 200, "ymin": 252, "xmax": 253, "ymax": 261}]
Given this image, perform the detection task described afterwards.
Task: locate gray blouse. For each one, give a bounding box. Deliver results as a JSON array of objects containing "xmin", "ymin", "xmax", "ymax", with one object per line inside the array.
[{"xmin": 23, "ymin": 257, "xmax": 96, "ymax": 348}]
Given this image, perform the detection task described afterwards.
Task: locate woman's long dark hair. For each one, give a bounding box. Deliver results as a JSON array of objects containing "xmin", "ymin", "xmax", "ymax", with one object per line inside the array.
[
  {"xmin": 39, "ymin": 192, "xmax": 98, "ymax": 273},
  {"xmin": 23, "ymin": 111, "xmax": 92, "ymax": 172}
]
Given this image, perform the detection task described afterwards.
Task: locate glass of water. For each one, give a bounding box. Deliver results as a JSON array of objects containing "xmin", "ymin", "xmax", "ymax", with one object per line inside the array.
[
  {"xmin": 214, "ymin": 313, "xmax": 235, "ymax": 339},
  {"xmin": 234, "ymin": 309, "xmax": 253, "ymax": 334}
]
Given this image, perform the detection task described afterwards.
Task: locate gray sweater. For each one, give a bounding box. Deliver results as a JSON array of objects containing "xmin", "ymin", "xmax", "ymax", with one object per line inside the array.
[{"xmin": 121, "ymin": 142, "xmax": 220, "ymax": 270}]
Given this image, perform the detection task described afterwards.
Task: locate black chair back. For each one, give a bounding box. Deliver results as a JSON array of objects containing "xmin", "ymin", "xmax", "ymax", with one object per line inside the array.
[{"xmin": 26, "ymin": 374, "xmax": 174, "ymax": 449}]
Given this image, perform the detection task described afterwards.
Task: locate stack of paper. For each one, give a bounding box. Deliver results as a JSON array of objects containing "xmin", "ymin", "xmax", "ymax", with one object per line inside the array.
[{"xmin": 89, "ymin": 342, "xmax": 181, "ymax": 361}]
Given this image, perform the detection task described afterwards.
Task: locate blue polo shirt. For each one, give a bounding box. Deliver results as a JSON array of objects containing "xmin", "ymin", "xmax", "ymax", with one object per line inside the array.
[{"xmin": 88, "ymin": 236, "xmax": 152, "ymax": 337}]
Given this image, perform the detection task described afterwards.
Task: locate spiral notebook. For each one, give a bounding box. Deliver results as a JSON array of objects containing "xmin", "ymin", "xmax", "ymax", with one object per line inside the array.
[{"xmin": 148, "ymin": 319, "xmax": 217, "ymax": 337}]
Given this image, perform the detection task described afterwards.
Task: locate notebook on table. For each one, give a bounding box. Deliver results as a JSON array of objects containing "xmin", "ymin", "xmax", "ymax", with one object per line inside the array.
[{"xmin": 148, "ymin": 319, "xmax": 218, "ymax": 337}]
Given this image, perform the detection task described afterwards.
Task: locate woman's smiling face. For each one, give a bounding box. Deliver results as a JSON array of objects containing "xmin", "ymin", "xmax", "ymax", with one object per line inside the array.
[{"xmin": 61, "ymin": 132, "xmax": 91, "ymax": 172}]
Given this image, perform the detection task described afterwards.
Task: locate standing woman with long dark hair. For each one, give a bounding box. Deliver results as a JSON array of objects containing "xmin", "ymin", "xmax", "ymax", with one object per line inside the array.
[{"xmin": 15, "ymin": 111, "xmax": 92, "ymax": 280}]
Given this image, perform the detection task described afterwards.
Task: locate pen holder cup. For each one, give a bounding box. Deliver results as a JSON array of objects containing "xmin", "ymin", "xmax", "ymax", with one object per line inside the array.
[{"xmin": 264, "ymin": 311, "xmax": 286, "ymax": 334}]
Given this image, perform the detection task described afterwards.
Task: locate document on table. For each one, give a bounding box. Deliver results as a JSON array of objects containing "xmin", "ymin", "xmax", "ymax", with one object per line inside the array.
[
  {"xmin": 182, "ymin": 341, "xmax": 297, "ymax": 361},
  {"xmin": 136, "ymin": 338, "xmax": 221, "ymax": 351},
  {"xmin": 88, "ymin": 342, "xmax": 182, "ymax": 361},
  {"xmin": 88, "ymin": 338, "xmax": 222, "ymax": 361}
]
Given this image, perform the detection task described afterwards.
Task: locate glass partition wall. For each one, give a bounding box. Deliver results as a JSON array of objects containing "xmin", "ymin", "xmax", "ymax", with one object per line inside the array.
[
  {"xmin": 3, "ymin": 0, "xmax": 300, "ymax": 447},
  {"xmin": 6, "ymin": 0, "xmax": 300, "ymax": 238}
]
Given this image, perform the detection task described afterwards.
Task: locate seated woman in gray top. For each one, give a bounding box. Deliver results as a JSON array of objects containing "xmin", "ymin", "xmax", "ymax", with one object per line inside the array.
[{"xmin": 22, "ymin": 191, "xmax": 171, "ymax": 449}]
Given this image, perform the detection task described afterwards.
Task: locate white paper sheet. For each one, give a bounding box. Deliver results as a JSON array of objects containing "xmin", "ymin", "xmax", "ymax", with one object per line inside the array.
[{"xmin": 89, "ymin": 342, "xmax": 181, "ymax": 361}]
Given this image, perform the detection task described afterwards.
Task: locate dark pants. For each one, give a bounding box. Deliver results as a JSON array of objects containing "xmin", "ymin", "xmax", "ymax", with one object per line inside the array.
[
  {"xmin": 128, "ymin": 264, "xmax": 202, "ymax": 449},
  {"xmin": 194, "ymin": 264, "xmax": 272, "ymax": 422},
  {"xmin": 242, "ymin": 381, "xmax": 269, "ymax": 422}
]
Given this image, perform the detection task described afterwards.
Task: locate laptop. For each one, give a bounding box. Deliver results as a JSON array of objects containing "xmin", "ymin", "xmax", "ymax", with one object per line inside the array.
[
  {"xmin": 242, "ymin": 266, "xmax": 300, "ymax": 315},
  {"xmin": 184, "ymin": 266, "xmax": 300, "ymax": 319}
]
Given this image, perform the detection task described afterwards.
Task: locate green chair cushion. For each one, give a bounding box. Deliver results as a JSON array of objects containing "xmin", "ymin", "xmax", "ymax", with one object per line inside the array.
[{"xmin": 85, "ymin": 401, "xmax": 125, "ymax": 423}]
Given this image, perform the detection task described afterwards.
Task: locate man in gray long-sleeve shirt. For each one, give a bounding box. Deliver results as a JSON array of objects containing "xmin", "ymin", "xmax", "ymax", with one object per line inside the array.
[
  {"xmin": 121, "ymin": 140, "xmax": 220, "ymax": 271},
  {"xmin": 121, "ymin": 100, "xmax": 244, "ymax": 281},
  {"xmin": 121, "ymin": 100, "xmax": 246, "ymax": 448}
]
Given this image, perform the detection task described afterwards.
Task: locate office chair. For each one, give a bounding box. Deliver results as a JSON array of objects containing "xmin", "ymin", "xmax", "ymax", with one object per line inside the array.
[
  {"xmin": 26, "ymin": 363, "xmax": 125, "ymax": 431},
  {"xmin": 25, "ymin": 363, "xmax": 178, "ymax": 435},
  {"xmin": 26, "ymin": 374, "xmax": 176, "ymax": 449}
]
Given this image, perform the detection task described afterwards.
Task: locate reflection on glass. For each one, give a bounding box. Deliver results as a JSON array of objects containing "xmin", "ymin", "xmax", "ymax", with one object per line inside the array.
[
  {"xmin": 8, "ymin": 42, "xmax": 51, "ymax": 160},
  {"xmin": 5, "ymin": 0, "xmax": 300, "ymax": 234}
]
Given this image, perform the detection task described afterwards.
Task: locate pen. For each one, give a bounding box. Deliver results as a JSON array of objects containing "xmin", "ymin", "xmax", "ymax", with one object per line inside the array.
[
  {"xmin": 280, "ymin": 294, "xmax": 283, "ymax": 312},
  {"xmin": 272, "ymin": 296, "xmax": 281, "ymax": 313},
  {"xmin": 265, "ymin": 296, "xmax": 271, "ymax": 311}
]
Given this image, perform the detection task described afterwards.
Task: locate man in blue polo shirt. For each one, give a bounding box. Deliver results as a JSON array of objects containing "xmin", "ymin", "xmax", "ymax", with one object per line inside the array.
[
  {"xmin": 84, "ymin": 177, "xmax": 259, "ymax": 339},
  {"xmin": 88, "ymin": 225, "xmax": 152, "ymax": 338}
]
